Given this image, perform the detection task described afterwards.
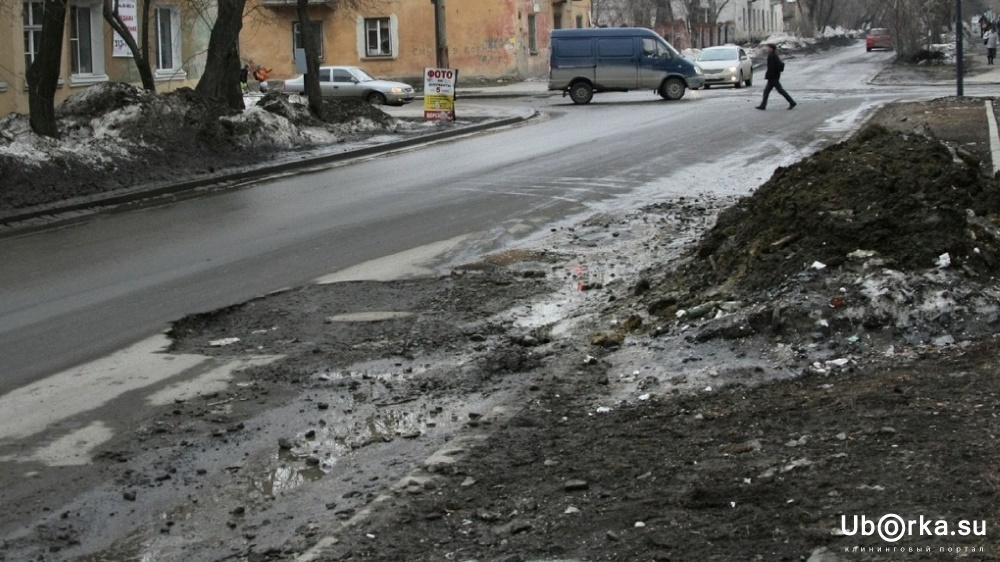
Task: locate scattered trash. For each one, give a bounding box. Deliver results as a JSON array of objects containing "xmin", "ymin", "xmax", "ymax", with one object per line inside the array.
[
  {"xmin": 209, "ymin": 337, "xmax": 240, "ymax": 347},
  {"xmin": 596, "ymin": 406, "xmax": 612, "ymax": 414},
  {"xmin": 811, "ymin": 261, "xmax": 827, "ymax": 270},
  {"xmin": 676, "ymin": 301, "xmax": 720, "ymax": 319},
  {"xmin": 936, "ymin": 252, "xmax": 951, "ymax": 268},
  {"xmin": 847, "ymin": 249, "xmax": 877, "ymax": 259}
]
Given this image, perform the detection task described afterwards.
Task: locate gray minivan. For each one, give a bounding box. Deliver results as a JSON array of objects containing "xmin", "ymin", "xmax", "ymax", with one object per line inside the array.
[{"xmin": 548, "ymin": 27, "xmax": 704, "ymax": 104}]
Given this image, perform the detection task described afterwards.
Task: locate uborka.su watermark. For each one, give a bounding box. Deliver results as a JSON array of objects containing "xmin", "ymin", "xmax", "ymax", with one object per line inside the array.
[{"xmin": 841, "ymin": 514, "xmax": 986, "ymax": 543}]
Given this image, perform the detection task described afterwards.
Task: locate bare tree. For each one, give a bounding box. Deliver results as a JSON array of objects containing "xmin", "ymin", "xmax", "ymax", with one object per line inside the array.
[
  {"xmin": 103, "ymin": 0, "xmax": 156, "ymax": 91},
  {"xmin": 295, "ymin": 0, "xmax": 323, "ymax": 117},
  {"xmin": 194, "ymin": 0, "xmax": 246, "ymax": 109},
  {"xmin": 294, "ymin": 0, "xmax": 382, "ymax": 118},
  {"xmin": 26, "ymin": 0, "xmax": 67, "ymax": 137}
]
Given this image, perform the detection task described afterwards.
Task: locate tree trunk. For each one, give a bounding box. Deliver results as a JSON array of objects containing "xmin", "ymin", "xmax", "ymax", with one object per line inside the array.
[
  {"xmin": 103, "ymin": 0, "xmax": 156, "ymax": 90},
  {"xmin": 296, "ymin": 0, "xmax": 325, "ymax": 117},
  {"xmin": 195, "ymin": 0, "xmax": 246, "ymax": 109},
  {"xmin": 26, "ymin": 0, "xmax": 67, "ymax": 138}
]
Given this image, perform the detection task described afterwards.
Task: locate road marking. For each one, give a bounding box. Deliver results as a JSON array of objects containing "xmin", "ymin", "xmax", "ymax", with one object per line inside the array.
[
  {"xmin": 313, "ymin": 234, "xmax": 470, "ymax": 283},
  {"xmin": 0, "ymin": 333, "xmax": 282, "ymax": 465}
]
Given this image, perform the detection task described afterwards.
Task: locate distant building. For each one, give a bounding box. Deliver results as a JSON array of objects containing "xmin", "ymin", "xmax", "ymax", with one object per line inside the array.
[
  {"xmin": 238, "ymin": 0, "xmax": 592, "ymax": 85},
  {"xmin": 591, "ymin": 0, "xmax": 785, "ymax": 50}
]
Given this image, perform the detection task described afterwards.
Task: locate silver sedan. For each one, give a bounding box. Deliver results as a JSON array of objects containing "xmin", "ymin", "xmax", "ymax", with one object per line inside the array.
[
  {"xmin": 282, "ymin": 65, "xmax": 415, "ymax": 105},
  {"xmin": 695, "ymin": 46, "xmax": 753, "ymax": 89}
]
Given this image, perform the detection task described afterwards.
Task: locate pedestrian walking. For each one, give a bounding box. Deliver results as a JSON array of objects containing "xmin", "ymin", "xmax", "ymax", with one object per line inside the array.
[
  {"xmin": 239, "ymin": 63, "xmax": 250, "ymax": 94},
  {"xmin": 986, "ymin": 26, "xmax": 998, "ymax": 65},
  {"xmin": 755, "ymin": 43, "xmax": 796, "ymax": 111}
]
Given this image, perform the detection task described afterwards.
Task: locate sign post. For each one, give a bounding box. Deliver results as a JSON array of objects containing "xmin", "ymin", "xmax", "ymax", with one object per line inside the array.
[
  {"xmin": 112, "ymin": 0, "xmax": 138, "ymax": 57},
  {"xmin": 423, "ymin": 67, "xmax": 458, "ymax": 121}
]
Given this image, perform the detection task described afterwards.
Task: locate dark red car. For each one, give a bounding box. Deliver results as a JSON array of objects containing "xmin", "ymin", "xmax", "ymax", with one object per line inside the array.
[{"xmin": 866, "ymin": 28, "xmax": 892, "ymax": 51}]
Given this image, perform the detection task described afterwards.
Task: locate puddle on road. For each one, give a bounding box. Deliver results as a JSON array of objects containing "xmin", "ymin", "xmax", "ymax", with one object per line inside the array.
[{"xmin": 253, "ymin": 448, "xmax": 328, "ymax": 497}]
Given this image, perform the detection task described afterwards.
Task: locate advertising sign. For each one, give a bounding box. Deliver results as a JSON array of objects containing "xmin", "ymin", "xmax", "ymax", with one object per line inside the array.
[
  {"xmin": 112, "ymin": 0, "xmax": 139, "ymax": 57},
  {"xmin": 423, "ymin": 67, "xmax": 458, "ymax": 121}
]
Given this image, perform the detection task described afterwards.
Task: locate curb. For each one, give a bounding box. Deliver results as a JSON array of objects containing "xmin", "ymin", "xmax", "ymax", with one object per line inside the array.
[{"xmin": 0, "ymin": 110, "xmax": 537, "ymax": 233}]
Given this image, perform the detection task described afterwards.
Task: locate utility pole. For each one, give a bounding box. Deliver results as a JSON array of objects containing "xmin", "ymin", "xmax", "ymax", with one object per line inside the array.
[
  {"xmin": 432, "ymin": 0, "xmax": 449, "ymax": 68},
  {"xmin": 957, "ymin": 0, "xmax": 964, "ymax": 96}
]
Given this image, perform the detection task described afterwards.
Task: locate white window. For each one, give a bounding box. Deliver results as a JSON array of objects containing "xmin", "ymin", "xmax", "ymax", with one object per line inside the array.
[
  {"xmin": 70, "ymin": 6, "xmax": 93, "ymax": 73},
  {"xmin": 154, "ymin": 5, "xmax": 185, "ymax": 79},
  {"xmin": 293, "ymin": 21, "xmax": 324, "ymax": 60},
  {"xmin": 68, "ymin": 0, "xmax": 108, "ymax": 85},
  {"xmin": 23, "ymin": 0, "xmax": 44, "ymax": 70},
  {"xmin": 355, "ymin": 15, "xmax": 397, "ymax": 60},
  {"xmin": 365, "ymin": 17, "xmax": 391, "ymax": 56}
]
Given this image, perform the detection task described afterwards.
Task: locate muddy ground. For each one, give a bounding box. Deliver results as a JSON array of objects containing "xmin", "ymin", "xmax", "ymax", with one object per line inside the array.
[{"xmin": 2, "ymin": 72, "xmax": 1000, "ymax": 561}]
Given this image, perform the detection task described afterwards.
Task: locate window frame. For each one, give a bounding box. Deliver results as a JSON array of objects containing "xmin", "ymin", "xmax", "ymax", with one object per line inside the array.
[
  {"xmin": 293, "ymin": 20, "xmax": 324, "ymax": 61},
  {"xmin": 153, "ymin": 4, "xmax": 185, "ymax": 80},
  {"xmin": 364, "ymin": 17, "xmax": 391, "ymax": 57},
  {"xmin": 70, "ymin": 5, "xmax": 93, "ymax": 74},
  {"xmin": 67, "ymin": 0, "xmax": 109, "ymax": 86},
  {"xmin": 355, "ymin": 15, "xmax": 397, "ymax": 60},
  {"xmin": 527, "ymin": 14, "xmax": 537, "ymax": 54},
  {"xmin": 23, "ymin": 0, "xmax": 44, "ymax": 71}
]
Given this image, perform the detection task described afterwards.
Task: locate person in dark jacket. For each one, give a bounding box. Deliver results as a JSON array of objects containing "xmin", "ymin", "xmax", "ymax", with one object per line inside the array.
[
  {"xmin": 239, "ymin": 64, "xmax": 250, "ymax": 94},
  {"xmin": 755, "ymin": 43, "xmax": 796, "ymax": 111}
]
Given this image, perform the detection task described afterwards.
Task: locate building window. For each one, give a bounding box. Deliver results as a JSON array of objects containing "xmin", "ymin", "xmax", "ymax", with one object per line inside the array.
[
  {"xmin": 23, "ymin": 0, "xmax": 44, "ymax": 70},
  {"xmin": 152, "ymin": 5, "xmax": 185, "ymax": 80},
  {"xmin": 528, "ymin": 14, "xmax": 537, "ymax": 54},
  {"xmin": 576, "ymin": 14, "xmax": 583, "ymax": 28},
  {"xmin": 68, "ymin": 0, "xmax": 108, "ymax": 84},
  {"xmin": 293, "ymin": 20, "xmax": 324, "ymax": 60},
  {"xmin": 365, "ymin": 17, "xmax": 391, "ymax": 56},
  {"xmin": 553, "ymin": 13, "xmax": 561, "ymax": 30},
  {"xmin": 70, "ymin": 6, "xmax": 93, "ymax": 73},
  {"xmin": 154, "ymin": 6, "xmax": 177, "ymax": 70}
]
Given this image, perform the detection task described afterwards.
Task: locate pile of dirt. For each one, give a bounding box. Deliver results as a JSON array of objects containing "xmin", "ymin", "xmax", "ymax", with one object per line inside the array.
[
  {"xmin": 674, "ymin": 124, "xmax": 1000, "ymax": 296},
  {"xmin": 0, "ymin": 83, "xmax": 398, "ymax": 213}
]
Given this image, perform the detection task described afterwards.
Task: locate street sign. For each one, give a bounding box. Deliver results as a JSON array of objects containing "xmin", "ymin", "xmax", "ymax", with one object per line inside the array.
[{"xmin": 423, "ymin": 67, "xmax": 458, "ymax": 121}]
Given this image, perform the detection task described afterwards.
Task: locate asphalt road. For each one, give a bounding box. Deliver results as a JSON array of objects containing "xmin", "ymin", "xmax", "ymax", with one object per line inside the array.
[{"xmin": 0, "ymin": 46, "xmax": 928, "ymax": 413}]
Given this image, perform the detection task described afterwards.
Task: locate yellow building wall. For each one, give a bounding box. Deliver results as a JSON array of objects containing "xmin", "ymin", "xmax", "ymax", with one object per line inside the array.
[
  {"xmin": 0, "ymin": 8, "xmax": 16, "ymax": 115},
  {"xmin": 0, "ymin": 1, "xmax": 206, "ymax": 116},
  {"xmin": 239, "ymin": 0, "xmax": 591, "ymax": 85}
]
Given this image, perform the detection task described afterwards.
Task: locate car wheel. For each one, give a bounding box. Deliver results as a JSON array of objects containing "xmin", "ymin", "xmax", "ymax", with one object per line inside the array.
[
  {"xmin": 866, "ymin": 46, "xmax": 872, "ymax": 52},
  {"xmin": 735, "ymin": 72, "xmax": 744, "ymax": 88},
  {"xmin": 367, "ymin": 92, "xmax": 387, "ymax": 105},
  {"xmin": 745, "ymin": 73, "xmax": 753, "ymax": 87},
  {"xmin": 659, "ymin": 77, "xmax": 685, "ymax": 100},
  {"xmin": 568, "ymin": 82, "xmax": 593, "ymax": 104}
]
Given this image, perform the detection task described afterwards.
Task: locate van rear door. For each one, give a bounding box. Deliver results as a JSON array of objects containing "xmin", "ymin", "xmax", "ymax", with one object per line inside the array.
[{"xmin": 595, "ymin": 37, "xmax": 638, "ymax": 89}]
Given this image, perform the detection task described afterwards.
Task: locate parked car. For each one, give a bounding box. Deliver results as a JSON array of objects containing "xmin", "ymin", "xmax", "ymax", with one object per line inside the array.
[
  {"xmin": 282, "ymin": 66, "xmax": 415, "ymax": 105},
  {"xmin": 695, "ymin": 45, "xmax": 753, "ymax": 88},
  {"xmin": 548, "ymin": 27, "xmax": 704, "ymax": 104},
  {"xmin": 866, "ymin": 28, "xmax": 892, "ymax": 51}
]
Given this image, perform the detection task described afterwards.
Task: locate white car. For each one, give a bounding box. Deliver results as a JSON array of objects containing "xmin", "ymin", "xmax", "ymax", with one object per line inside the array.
[
  {"xmin": 695, "ymin": 46, "xmax": 753, "ymax": 89},
  {"xmin": 282, "ymin": 66, "xmax": 415, "ymax": 105}
]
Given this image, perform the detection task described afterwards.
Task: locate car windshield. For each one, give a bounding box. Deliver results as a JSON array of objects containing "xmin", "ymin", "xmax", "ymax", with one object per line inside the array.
[
  {"xmin": 869, "ymin": 29, "xmax": 887, "ymax": 36},
  {"xmin": 698, "ymin": 48, "xmax": 737, "ymax": 61},
  {"xmin": 348, "ymin": 68, "xmax": 376, "ymax": 82}
]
